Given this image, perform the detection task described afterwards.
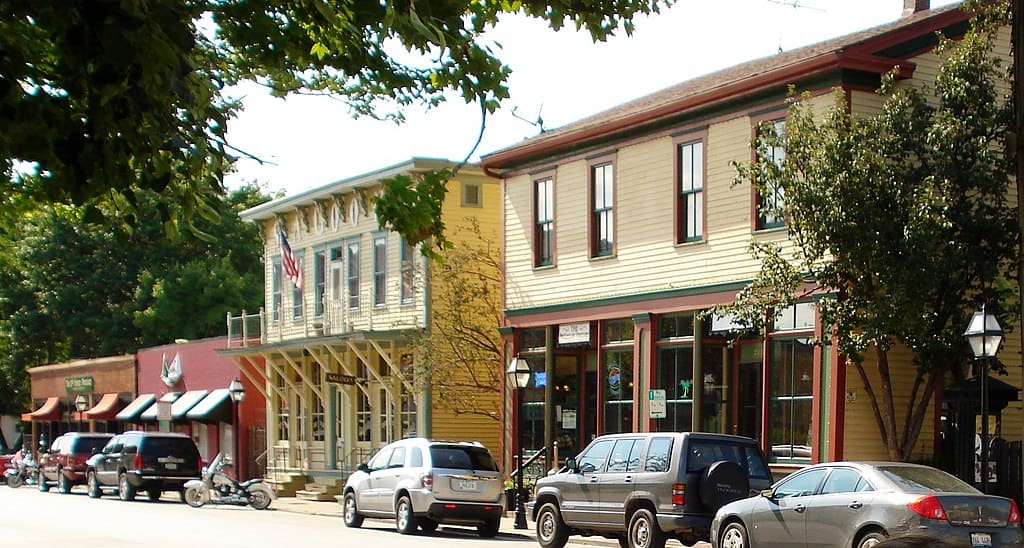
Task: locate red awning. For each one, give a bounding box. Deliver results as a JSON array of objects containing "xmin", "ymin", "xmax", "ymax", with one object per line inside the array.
[
  {"xmin": 83, "ymin": 393, "xmax": 122, "ymax": 421},
  {"xmin": 21, "ymin": 396, "xmax": 60, "ymax": 421}
]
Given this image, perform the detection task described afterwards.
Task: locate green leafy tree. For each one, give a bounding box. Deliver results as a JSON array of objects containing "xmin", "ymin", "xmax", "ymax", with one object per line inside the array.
[
  {"xmin": 410, "ymin": 221, "xmax": 503, "ymax": 422},
  {"xmin": 0, "ymin": 185, "xmax": 269, "ymax": 413},
  {"xmin": 2, "ymin": 0, "xmax": 673, "ymax": 241},
  {"xmin": 722, "ymin": 8, "xmax": 1017, "ymax": 461}
]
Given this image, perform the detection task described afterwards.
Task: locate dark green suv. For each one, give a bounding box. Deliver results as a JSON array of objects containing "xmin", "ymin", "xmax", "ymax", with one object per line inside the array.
[
  {"xmin": 85, "ymin": 431, "xmax": 202, "ymax": 502},
  {"xmin": 530, "ymin": 432, "xmax": 771, "ymax": 548}
]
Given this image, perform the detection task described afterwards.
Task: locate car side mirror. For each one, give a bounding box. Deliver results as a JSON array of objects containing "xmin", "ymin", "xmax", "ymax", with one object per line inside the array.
[
  {"xmin": 564, "ymin": 457, "xmax": 579, "ymax": 473},
  {"xmin": 357, "ymin": 463, "xmax": 369, "ymax": 473},
  {"xmin": 760, "ymin": 488, "xmax": 775, "ymax": 499}
]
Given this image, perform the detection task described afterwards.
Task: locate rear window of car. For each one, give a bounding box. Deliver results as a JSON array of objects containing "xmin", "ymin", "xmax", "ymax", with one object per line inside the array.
[
  {"xmin": 686, "ymin": 440, "xmax": 771, "ymax": 480},
  {"xmin": 141, "ymin": 437, "xmax": 199, "ymax": 458},
  {"xmin": 70, "ymin": 437, "xmax": 111, "ymax": 455},
  {"xmin": 429, "ymin": 446, "xmax": 498, "ymax": 471},
  {"xmin": 877, "ymin": 465, "xmax": 977, "ymax": 494}
]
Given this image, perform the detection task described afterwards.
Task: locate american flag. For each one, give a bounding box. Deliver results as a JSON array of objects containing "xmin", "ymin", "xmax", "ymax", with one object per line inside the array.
[{"xmin": 280, "ymin": 231, "xmax": 303, "ymax": 290}]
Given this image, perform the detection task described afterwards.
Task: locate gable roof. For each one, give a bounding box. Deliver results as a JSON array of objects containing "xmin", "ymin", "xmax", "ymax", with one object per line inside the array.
[{"xmin": 481, "ymin": 3, "xmax": 967, "ymax": 171}]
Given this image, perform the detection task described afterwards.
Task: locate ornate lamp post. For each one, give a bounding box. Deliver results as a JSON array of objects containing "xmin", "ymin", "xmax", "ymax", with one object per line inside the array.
[
  {"xmin": 964, "ymin": 305, "xmax": 1003, "ymax": 494},
  {"xmin": 228, "ymin": 378, "xmax": 246, "ymax": 479},
  {"xmin": 74, "ymin": 395, "xmax": 89, "ymax": 432},
  {"xmin": 506, "ymin": 356, "xmax": 531, "ymax": 530}
]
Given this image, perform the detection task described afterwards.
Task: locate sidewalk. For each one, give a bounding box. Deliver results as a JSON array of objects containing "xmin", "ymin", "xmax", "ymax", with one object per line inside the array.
[{"xmin": 269, "ymin": 496, "xmax": 624, "ymax": 546}]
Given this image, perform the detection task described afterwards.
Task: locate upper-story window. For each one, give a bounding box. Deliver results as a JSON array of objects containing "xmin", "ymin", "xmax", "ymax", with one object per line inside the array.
[
  {"xmin": 400, "ymin": 238, "xmax": 415, "ymax": 303},
  {"xmin": 677, "ymin": 140, "xmax": 704, "ymax": 243},
  {"xmin": 591, "ymin": 162, "xmax": 614, "ymax": 258},
  {"xmin": 291, "ymin": 248, "xmax": 304, "ymax": 321},
  {"xmin": 346, "ymin": 240, "xmax": 360, "ymax": 310},
  {"xmin": 313, "ymin": 249, "xmax": 327, "ymax": 317},
  {"xmin": 462, "ymin": 181, "xmax": 482, "ymax": 207},
  {"xmin": 757, "ymin": 119, "xmax": 786, "ymax": 230},
  {"xmin": 534, "ymin": 177, "xmax": 554, "ymax": 267},
  {"xmin": 373, "ymin": 234, "xmax": 387, "ymax": 306},
  {"xmin": 271, "ymin": 259, "xmax": 282, "ymax": 323}
]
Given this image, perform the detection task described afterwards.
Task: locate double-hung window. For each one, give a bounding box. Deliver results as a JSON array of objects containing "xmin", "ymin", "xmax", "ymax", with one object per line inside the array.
[
  {"xmin": 534, "ymin": 177, "xmax": 554, "ymax": 267},
  {"xmin": 346, "ymin": 240, "xmax": 360, "ymax": 310},
  {"xmin": 291, "ymin": 249, "xmax": 304, "ymax": 320},
  {"xmin": 373, "ymin": 234, "xmax": 387, "ymax": 306},
  {"xmin": 678, "ymin": 140, "xmax": 704, "ymax": 243},
  {"xmin": 271, "ymin": 259, "xmax": 282, "ymax": 323},
  {"xmin": 313, "ymin": 249, "xmax": 326, "ymax": 317},
  {"xmin": 591, "ymin": 162, "xmax": 614, "ymax": 257},
  {"xmin": 400, "ymin": 238, "xmax": 415, "ymax": 303},
  {"xmin": 757, "ymin": 119, "xmax": 786, "ymax": 230}
]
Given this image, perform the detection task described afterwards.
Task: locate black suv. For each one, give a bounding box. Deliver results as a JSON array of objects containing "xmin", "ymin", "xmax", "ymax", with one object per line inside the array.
[
  {"xmin": 85, "ymin": 431, "xmax": 202, "ymax": 502},
  {"xmin": 530, "ymin": 432, "xmax": 771, "ymax": 548}
]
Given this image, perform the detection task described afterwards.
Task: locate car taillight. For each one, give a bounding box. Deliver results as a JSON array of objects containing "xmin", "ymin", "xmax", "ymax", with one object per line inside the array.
[
  {"xmin": 197, "ymin": 456, "xmax": 203, "ymax": 471},
  {"xmin": 1009, "ymin": 500, "xmax": 1021, "ymax": 525},
  {"xmin": 671, "ymin": 483, "xmax": 686, "ymax": 506},
  {"xmin": 907, "ymin": 495, "xmax": 947, "ymax": 520},
  {"xmin": 421, "ymin": 473, "xmax": 433, "ymax": 489},
  {"xmin": 133, "ymin": 454, "xmax": 143, "ymax": 470}
]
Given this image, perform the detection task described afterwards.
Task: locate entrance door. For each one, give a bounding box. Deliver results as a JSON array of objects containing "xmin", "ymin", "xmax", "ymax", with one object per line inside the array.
[{"xmin": 735, "ymin": 343, "xmax": 763, "ymax": 440}]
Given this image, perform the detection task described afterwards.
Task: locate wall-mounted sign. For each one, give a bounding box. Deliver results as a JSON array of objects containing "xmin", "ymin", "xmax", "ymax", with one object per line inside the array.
[
  {"xmin": 326, "ymin": 373, "xmax": 356, "ymax": 385},
  {"xmin": 558, "ymin": 322, "xmax": 590, "ymax": 345},
  {"xmin": 649, "ymin": 389, "xmax": 667, "ymax": 419},
  {"xmin": 65, "ymin": 376, "xmax": 93, "ymax": 393}
]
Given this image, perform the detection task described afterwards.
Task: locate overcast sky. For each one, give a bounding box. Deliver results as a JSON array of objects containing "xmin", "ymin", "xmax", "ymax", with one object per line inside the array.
[{"xmin": 223, "ymin": 0, "xmax": 959, "ymax": 197}]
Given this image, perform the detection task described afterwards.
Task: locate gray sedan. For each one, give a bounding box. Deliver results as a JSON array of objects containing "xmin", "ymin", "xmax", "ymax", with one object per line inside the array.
[{"xmin": 710, "ymin": 461, "xmax": 1022, "ymax": 548}]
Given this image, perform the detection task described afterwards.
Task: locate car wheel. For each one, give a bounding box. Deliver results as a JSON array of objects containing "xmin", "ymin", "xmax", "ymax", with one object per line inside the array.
[
  {"xmin": 395, "ymin": 495, "xmax": 419, "ymax": 534},
  {"xmin": 698, "ymin": 461, "xmax": 750, "ymax": 511},
  {"xmin": 118, "ymin": 472, "xmax": 136, "ymax": 501},
  {"xmin": 535, "ymin": 502, "xmax": 570, "ymax": 548},
  {"xmin": 617, "ymin": 538, "xmax": 629, "ymax": 548},
  {"xmin": 628, "ymin": 508, "xmax": 666, "ymax": 548},
  {"xmin": 419, "ymin": 518, "xmax": 438, "ymax": 533},
  {"xmin": 856, "ymin": 530, "xmax": 888, "ymax": 548},
  {"xmin": 342, "ymin": 492, "xmax": 364, "ymax": 528},
  {"xmin": 57, "ymin": 470, "xmax": 71, "ymax": 494},
  {"xmin": 87, "ymin": 471, "xmax": 101, "ymax": 499},
  {"xmin": 720, "ymin": 521, "xmax": 749, "ymax": 548},
  {"xmin": 477, "ymin": 517, "xmax": 500, "ymax": 538}
]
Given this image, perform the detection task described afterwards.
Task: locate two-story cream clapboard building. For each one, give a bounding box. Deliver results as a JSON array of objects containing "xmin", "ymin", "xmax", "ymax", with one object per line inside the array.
[
  {"xmin": 221, "ymin": 159, "xmax": 501, "ymax": 496},
  {"xmin": 481, "ymin": 1, "xmax": 1022, "ymax": 477}
]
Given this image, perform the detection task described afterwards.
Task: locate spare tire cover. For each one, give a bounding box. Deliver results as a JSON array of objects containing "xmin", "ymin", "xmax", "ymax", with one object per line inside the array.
[{"xmin": 698, "ymin": 461, "xmax": 750, "ymax": 510}]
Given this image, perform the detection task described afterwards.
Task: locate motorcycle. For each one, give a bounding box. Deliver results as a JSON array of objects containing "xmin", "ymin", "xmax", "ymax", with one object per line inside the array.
[
  {"xmin": 5, "ymin": 451, "xmax": 39, "ymax": 488},
  {"xmin": 183, "ymin": 453, "xmax": 274, "ymax": 510}
]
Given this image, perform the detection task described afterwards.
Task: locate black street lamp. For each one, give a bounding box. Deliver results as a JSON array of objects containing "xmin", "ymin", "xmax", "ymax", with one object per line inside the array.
[
  {"xmin": 506, "ymin": 356, "xmax": 531, "ymax": 530},
  {"xmin": 74, "ymin": 395, "xmax": 89, "ymax": 432},
  {"xmin": 228, "ymin": 379, "xmax": 246, "ymax": 479},
  {"xmin": 964, "ymin": 304, "xmax": 1003, "ymax": 494}
]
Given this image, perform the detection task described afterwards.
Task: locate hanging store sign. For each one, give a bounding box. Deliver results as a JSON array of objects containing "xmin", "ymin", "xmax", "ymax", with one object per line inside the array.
[
  {"xmin": 326, "ymin": 373, "xmax": 357, "ymax": 385},
  {"xmin": 65, "ymin": 376, "xmax": 93, "ymax": 393},
  {"xmin": 558, "ymin": 322, "xmax": 590, "ymax": 345}
]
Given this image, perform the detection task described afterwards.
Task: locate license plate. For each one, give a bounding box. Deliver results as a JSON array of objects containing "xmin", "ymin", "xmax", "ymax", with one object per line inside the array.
[
  {"xmin": 456, "ymin": 479, "xmax": 477, "ymax": 491},
  {"xmin": 971, "ymin": 533, "xmax": 992, "ymax": 547},
  {"xmin": 165, "ymin": 463, "xmax": 177, "ymax": 470}
]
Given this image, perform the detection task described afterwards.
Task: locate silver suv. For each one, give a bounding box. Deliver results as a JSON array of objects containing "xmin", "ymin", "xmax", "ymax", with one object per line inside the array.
[
  {"xmin": 531, "ymin": 432, "xmax": 771, "ymax": 548},
  {"xmin": 341, "ymin": 438, "xmax": 504, "ymax": 537}
]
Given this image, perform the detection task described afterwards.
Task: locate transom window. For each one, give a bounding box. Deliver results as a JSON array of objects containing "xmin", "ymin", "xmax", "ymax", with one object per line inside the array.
[
  {"xmin": 591, "ymin": 163, "xmax": 614, "ymax": 257},
  {"xmin": 678, "ymin": 140, "xmax": 704, "ymax": 243}
]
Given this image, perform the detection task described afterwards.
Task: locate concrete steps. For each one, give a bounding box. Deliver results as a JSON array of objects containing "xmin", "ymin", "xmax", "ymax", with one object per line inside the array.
[
  {"xmin": 267, "ymin": 472, "xmax": 308, "ymax": 498},
  {"xmin": 294, "ymin": 478, "xmax": 342, "ymax": 501}
]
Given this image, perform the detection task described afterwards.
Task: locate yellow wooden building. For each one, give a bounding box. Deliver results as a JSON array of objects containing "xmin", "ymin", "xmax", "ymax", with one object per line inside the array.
[{"xmin": 222, "ymin": 159, "xmax": 502, "ymax": 497}]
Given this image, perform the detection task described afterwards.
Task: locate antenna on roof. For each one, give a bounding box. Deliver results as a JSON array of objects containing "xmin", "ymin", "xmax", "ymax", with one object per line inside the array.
[
  {"xmin": 767, "ymin": 0, "xmax": 825, "ymax": 11},
  {"xmin": 512, "ymin": 105, "xmax": 546, "ymax": 134}
]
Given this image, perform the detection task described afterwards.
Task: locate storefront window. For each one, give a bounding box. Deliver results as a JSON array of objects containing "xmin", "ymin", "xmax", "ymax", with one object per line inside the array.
[
  {"xmin": 654, "ymin": 346, "xmax": 692, "ymax": 432},
  {"xmin": 700, "ymin": 343, "xmax": 728, "ymax": 433},
  {"xmin": 519, "ymin": 328, "xmax": 546, "ymax": 352},
  {"xmin": 603, "ymin": 348, "xmax": 633, "ymax": 433},
  {"xmin": 768, "ymin": 337, "xmax": 814, "ymax": 462}
]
